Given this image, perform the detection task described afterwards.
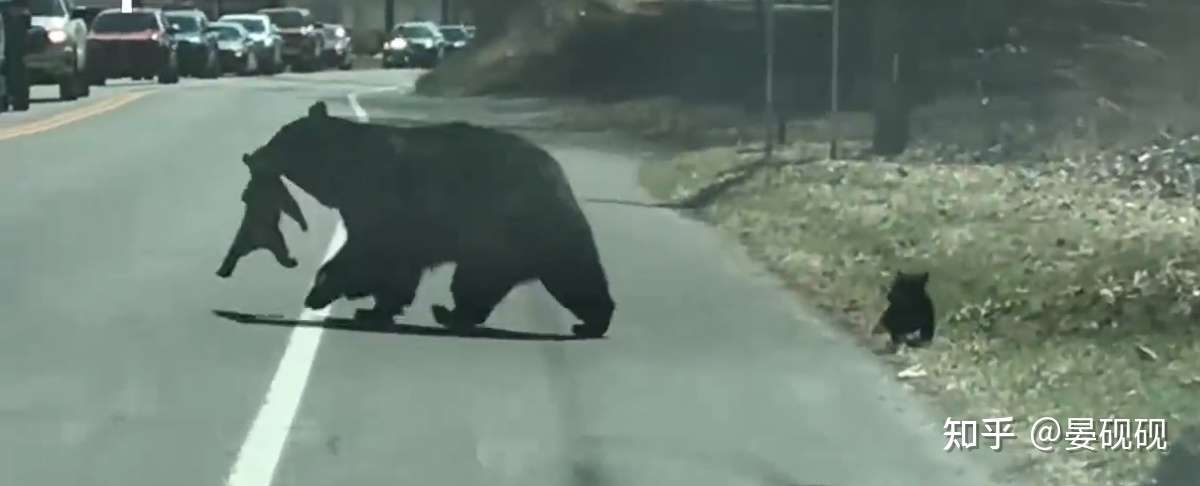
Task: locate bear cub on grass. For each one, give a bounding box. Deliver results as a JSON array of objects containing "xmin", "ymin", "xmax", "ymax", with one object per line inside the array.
[{"xmin": 875, "ymin": 271, "xmax": 936, "ymax": 351}]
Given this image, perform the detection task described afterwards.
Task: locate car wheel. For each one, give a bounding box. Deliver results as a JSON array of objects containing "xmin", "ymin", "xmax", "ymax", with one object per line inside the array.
[
  {"xmin": 244, "ymin": 51, "xmax": 258, "ymax": 76},
  {"xmin": 272, "ymin": 47, "xmax": 284, "ymax": 74},
  {"xmin": 159, "ymin": 51, "xmax": 181, "ymax": 84},
  {"xmin": 78, "ymin": 65, "xmax": 91, "ymax": 97},
  {"xmin": 339, "ymin": 54, "xmax": 353, "ymax": 70},
  {"xmin": 59, "ymin": 63, "xmax": 83, "ymax": 101},
  {"xmin": 200, "ymin": 50, "xmax": 218, "ymax": 79}
]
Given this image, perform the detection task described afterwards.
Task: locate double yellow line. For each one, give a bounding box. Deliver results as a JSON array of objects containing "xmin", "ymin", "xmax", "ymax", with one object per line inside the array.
[{"xmin": 0, "ymin": 90, "xmax": 154, "ymax": 142}]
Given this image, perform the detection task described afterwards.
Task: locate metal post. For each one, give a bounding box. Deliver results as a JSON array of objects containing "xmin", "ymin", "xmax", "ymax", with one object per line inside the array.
[
  {"xmin": 763, "ymin": 0, "xmax": 775, "ymax": 159},
  {"xmin": 384, "ymin": 0, "xmax": 394, "ymax": 35},
  {"xmin": 829, "ymin": 0, "xmax": 840, "ymax": 159},
  {"xmin": 442, "ymin": 0, "xmax": 450, "ymax": 23}
]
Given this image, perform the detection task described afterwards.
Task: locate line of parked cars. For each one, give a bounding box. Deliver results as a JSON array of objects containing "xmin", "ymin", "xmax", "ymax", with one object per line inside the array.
[
  {"xmin": 3, "ymin": 1, "xmax": 354, "ymax": 111},
  {"xmin": 381, "ymin": 21, "xmax": 474, "ymax": 69},
  {"xmin": 3, "ymin": 1, "xmax": 474, "ymax": 115}
]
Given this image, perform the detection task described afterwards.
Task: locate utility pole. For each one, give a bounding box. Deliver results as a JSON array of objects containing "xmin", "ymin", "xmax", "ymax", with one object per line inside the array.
[
  {"xmin": 829, "ymin": 0, "xmax": 840, "ymax": 159},
  {"xmin": 762, "ymin": 0, "xmax": 776, "ymax": 159},
  {"xmin": 871, "ymin": 0, "xmax": 912, "ymax": 156},
  {"xmin": 384, "ymin": 0, "xmax": 394, "ymax": 34},
  {"xmin": 441, "ymin": 0, "xmax": 450, "ymax": 23}
]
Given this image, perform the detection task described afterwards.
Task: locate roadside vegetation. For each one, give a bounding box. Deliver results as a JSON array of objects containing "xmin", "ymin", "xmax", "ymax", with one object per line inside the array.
[{"xmin": 417, "ymin": 1, "xmax": 1200, "ymax": 484}]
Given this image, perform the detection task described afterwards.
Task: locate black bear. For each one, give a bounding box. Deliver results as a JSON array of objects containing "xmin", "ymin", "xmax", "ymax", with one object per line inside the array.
[
  {"xmin": 222, "ymin": 101, "xmax": 616, "ymax": 338},
  {"xmin": 874, "ymin": 271, "xmax": 935, "ymax": 350}
]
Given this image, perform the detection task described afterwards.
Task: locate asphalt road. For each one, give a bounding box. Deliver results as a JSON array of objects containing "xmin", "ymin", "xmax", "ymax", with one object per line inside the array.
[{"xmin": 0, "ymin": 69, "xmax": 1021, "ymax": 486}]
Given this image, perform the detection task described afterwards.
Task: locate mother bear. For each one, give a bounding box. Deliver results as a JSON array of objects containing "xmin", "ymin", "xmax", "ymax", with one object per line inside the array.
[{"xmin": 224, "ymin": 101, "xmax": 615, "ymax": 338}]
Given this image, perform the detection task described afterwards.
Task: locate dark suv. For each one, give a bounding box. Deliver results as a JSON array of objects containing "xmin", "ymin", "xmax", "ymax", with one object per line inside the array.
[
  {"xmin": 164, "ymin": 9, "xmax": 220, "ymax": 78},
  {"xmin": 85, "ymin": 8, "xmax": 180, "ymax": 84},
  {"xmin": 25, "ymin": 0, "xmax": 91, "ymax": 101},
  {"xmin": 257, "ymin": 7, "xmax": 322, "ymax": 72}
]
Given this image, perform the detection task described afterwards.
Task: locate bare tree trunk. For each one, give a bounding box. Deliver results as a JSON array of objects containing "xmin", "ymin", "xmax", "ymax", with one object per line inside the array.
[{"xmin": 871, "ymin": 0, "xmax": 911, "ymax": 156}]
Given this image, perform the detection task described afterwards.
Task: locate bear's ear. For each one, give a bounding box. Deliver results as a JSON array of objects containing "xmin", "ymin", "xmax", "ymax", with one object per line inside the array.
[
  {"xmin": 308, "ymin": 101, "xmax": 329, "ymax": 118},
  {"xmin": 917, "ymin": 271, "xmax": 930, "ymax": 286},
  {"xmin": 242, "ymin": 153, "xmax": 252, "ymax": 166}
]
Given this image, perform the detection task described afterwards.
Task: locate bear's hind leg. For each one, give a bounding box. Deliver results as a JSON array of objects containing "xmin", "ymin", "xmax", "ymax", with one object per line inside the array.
[
  {"xmin": 432, "ymin": 262, "xmax": 520, "ymax": 330},
  {"xmin": 539, "ymin": 260, "xmax": 615, "ymax": 338}
]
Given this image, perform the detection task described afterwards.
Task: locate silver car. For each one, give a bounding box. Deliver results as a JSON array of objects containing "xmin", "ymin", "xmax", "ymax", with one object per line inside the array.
[{"xmin": 216, "ymin": 13, "xmax": 283, "ymax": 75}]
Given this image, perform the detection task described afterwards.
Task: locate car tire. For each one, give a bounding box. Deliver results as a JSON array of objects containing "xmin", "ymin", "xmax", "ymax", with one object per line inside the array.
[
  {"xmin": 272, "ymin": 46, "xmax": 284, "ymax": 74},
  {"xmin": 11, "ymin": 88, "xmax": 30, "ymax": 111},
  {"xmin": 243, "ymin": 51, "xmax": 258, "ymax": 76},
  {"xmin": 339, "ymin": 55, "xmax": 353, "ymax": 70},
  {"xmin": 59, "ymin": 62, "xmax": 84, "ymax": 101},
  {"xmin": 158, "ymin": 51, "xmax": 181, "ymax": 84},
  {"xmin": 78, "ymin": 65, "xmax": 91, "ymax": 97},
  {"xmin": 200, "ymin": 49, "xmax": 220, "ymax": 79}
]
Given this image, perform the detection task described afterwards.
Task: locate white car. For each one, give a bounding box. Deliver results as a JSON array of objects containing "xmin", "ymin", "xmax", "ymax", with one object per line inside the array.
[{"xmin": 216, "ymin": 13, "xmax": 284, "ymax": 74}]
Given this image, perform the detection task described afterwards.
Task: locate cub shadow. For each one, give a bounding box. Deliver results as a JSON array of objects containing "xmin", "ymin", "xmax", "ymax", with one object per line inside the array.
[{"xmin": 212, "ymin": 309, "xmax": 596, "ymax": 342}]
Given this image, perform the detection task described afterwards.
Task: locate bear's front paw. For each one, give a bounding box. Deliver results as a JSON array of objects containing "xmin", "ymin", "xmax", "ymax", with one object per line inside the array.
[
  {"xmin": 572, "ymin": 322, "xmax": 608, "ymax": 339},
  {"xmin": 431, "ymin": 305, "xmax": 454, "ymax": 325}
]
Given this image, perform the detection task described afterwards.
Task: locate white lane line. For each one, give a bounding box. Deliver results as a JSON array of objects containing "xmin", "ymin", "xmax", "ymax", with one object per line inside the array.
[
  {"xmin": 225, "ymin": 222, "xmax": 345, "ymax": 486},
  {"xmin": 348, "ymin": 92, "xmax": 369, "ymax": 122},
  {"xmin": 348, "ymin": 87, "xmax": 395, "ymax": 123},
  {"xmin": 225, "ymin": 87, "xmax": 380, "ymax": 486}
]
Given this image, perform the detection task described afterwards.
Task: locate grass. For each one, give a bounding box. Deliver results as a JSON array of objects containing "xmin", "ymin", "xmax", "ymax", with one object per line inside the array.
[{"xmin": 639, "ymin": 146, "xmax": 1200, "ymax": 486}]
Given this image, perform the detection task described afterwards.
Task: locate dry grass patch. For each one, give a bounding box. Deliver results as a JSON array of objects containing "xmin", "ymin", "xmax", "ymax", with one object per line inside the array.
[{"xmin": 642, "ymin": 148, "xmax": 1200, "ymax": 486}]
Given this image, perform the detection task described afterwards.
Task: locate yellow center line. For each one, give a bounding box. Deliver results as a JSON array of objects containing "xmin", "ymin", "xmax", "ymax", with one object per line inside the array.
[{"xmin": 0, "ymin": 90, "xmax": 155, "ymax": 142}]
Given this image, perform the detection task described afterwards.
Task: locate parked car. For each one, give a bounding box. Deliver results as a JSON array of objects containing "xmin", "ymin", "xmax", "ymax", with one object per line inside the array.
[
  {"xmin": 206, "ymin": 21, "xmax": 256, "ymax": 76},
  {"xmin": 379, "ymin": 30, "xmax": 409, "ymax": 68},
  {"xmin": 318, "ymin": 22, "xmax": 351, "ymax": 70},
  {"xmin": 386, "ymin": 21, "xmax": 444, "ymax": 68},
  {"xmin": 164, "ymin": 9, "xmax": 220, "ymax": 78},
  {"xmin": 437, "ymin": 24, "xmax": 471, "ymax": 54},
  {"xmin": 75, "ymin": 5, "xmax": 102, "ymax": 27},
  {"xmin": 216, "ymin": 13, "xmax": 281, "ymax": 75},
  {"xmin": 84, "ymin": 8, "xmax": 180, "ymax": 85},
  {"xmin": 257, "ymin": 7, "xmax": 322, "ymax": 71},
  {"xmin": 0, "ymin": 6, "xmax": 8, "ymax": 112},
  {"xmin": 25, "ymin": 0, "xmax": 91, "ymax": 100}
]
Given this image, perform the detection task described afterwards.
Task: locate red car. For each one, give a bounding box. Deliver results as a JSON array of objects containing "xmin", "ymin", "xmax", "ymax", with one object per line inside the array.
[{"xmin": 85, "ymin": 8, "xmax": 181, "ymax": 85}]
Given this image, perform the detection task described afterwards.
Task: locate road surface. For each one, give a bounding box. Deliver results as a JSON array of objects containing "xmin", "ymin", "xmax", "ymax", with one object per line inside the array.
[{"xmin": 0, "ymin": 70, "xmax": 1020, "ymax": 486}]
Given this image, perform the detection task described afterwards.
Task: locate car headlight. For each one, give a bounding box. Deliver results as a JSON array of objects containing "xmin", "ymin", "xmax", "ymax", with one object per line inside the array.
[
  {"xmin": 47, "ymin": 29, "xmax": 68, "ymax": 44},
  {"xmin": 386, "ymin": 38, "xmax": 407, "ymax": 50},
  {"xmin": 300, "ymin": 25, "xmax": 313, "ymax": 34},
  {"xmin": 335, "ymin": 27, "xmax": 346, "ymax": 38},
  {"xmin": 263, "ymin": 36, "xmax": 274, "ymax": 46}
]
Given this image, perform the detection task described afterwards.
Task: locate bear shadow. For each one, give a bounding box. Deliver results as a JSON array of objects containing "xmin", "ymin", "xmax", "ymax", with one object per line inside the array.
[{"xmin": 211, "ymin": 309, "xmax": 597, "ymax": 342}]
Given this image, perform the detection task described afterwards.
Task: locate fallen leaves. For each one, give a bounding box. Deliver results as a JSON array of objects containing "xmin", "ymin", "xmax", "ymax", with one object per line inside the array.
[{"xmin": 646, "ymin": 143, "xmax": 1200, "ymax": 486}]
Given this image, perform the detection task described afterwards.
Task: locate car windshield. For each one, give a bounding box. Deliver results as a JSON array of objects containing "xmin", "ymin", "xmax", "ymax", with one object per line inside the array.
[
  {"xmin": 398, "ymin": 25, "xmax": 434, "ymax": 39},
  {"xmin": 28, "ymin": 0, "xmax": 65, "ymax": 17},
  {"xmin": 210, "ymin": 26, "xmax": 244, "ymax": 41},
  {"xmin": 263, "ymin": 11, "xmax": 304, "ymax": 28},
  {"xmin": 440, "ymin": 27, "xmax": 468, "ymax": 42},
  {"xmin": 166, "ymin": 15, "xmax": 202, "ymax": 33},
  {"xmin": 91, "ymin": 12, "xmax": 159, "ymax": 33},
  {"xmin": 224, "ymin": 18, "xmax": 265, "ymax": 33}
]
